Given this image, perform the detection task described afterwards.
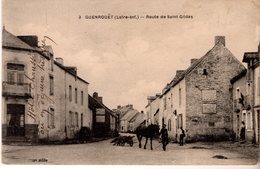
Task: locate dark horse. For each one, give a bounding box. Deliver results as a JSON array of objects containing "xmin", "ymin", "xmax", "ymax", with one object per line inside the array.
[{"xmin": 135, "ymin": 124, "xmax": 160, "ymax": 150}]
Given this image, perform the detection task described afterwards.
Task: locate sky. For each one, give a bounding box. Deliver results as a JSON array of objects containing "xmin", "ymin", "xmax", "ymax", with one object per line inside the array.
[{"xmin": 2, "ymin": 0, "xmax": 260, "ymax": 111}]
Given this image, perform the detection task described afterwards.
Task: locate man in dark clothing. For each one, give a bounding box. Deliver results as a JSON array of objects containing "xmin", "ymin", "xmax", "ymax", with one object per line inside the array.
[
  {"xmin": 240, "ymin": 121, "xmax": 246, "ymax": 143},
  {"xmin": 179, "ymin": 127, "xmax": 185, "ymax": 146},
  {"xmin": 159, "ymin": 124, "xmax": 168, "ymax": 151}
]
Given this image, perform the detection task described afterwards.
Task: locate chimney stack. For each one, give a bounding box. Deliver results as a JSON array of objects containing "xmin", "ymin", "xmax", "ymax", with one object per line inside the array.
[
  {"xmin": 215, "ymin": 36, "xmax": 225, "ymax": 46},
  {"xmin": 93, "ymin": 92, "xmax": 103, "ymax": 103},
  {"xmin": 176, "ymin": 70, "xmax": 185, "ymax": 77},
  {"xmin": 190, "ymin": 59, "xmax": 198, "ymax": 65},
  {"xmin": 117, "ymin": 105, "xmax": 121, "ymax": 109},
  {"xmin": 56, "ymin": 57, "xmax": 64, "ymax": 65}
]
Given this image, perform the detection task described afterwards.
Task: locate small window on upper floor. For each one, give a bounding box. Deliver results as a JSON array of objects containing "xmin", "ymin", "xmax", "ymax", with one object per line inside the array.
[
  {"xmin": 69, "ymin": 85, "xmax": 72, "ymax": 102},
  {"xmin": 49, "ymin": 75, "xmax": 54, "ymax": 95}
]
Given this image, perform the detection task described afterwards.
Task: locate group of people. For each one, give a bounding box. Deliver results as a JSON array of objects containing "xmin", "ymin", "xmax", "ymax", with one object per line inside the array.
[{"xmin": 159, "ymin": 124, "xmax": 186, "ymax": 151}]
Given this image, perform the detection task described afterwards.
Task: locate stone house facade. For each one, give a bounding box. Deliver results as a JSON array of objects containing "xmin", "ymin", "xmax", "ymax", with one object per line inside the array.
[
  {"xmin": 146, "ymin": 36, "xmax": 245, "ymax": 142},
  {"xmin": 2, "ymin": 29, "xmax": 91, "ymax": 142}
]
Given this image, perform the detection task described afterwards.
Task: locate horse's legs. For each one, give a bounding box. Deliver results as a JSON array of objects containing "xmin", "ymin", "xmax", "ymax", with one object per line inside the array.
[
  {"xmin": 138, "ymin": 135, "xmax": 142, "ymax": 148},
  {"xmin": 144, "ymin": 137, "xmax": 148, "ymax": 149},
  {"xmin": 150, "ymin": 137, "xmax": 153, "ymax": 150}
]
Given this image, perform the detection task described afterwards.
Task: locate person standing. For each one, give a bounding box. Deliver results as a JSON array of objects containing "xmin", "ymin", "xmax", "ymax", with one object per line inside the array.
[
  {"xmin": 179, "ymin": 127, "xmax": 186, "ymax": 146},
  {"xmin": 240, "ymin": 121, "xmax": 246, "ymax": 143},
  {"xmin": 159, "ymin": 124, "xmax": 168, "ymax": 151}
]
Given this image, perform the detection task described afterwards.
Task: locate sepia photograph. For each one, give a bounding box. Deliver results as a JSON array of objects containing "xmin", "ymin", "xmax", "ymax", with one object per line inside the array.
[{"xmin": 1, "ymin": 0, "xmax": 260, "ymax": 167}]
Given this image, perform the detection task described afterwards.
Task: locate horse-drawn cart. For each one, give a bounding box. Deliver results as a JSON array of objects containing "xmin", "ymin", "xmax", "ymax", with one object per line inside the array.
[{"xmin": 111, "ymin": 136, "xmax": 134, "ymax": 147}]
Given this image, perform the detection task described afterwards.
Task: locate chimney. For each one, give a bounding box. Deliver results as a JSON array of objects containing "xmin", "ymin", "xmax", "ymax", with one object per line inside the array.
[
  {"xmin": 18, "ymin": 35, "xmax": 38, "ymax": 47},
  {"xmin": 65, "ymin": 66, "xmax": 77, "ymax": 75},
  {"xmin": 117, "ymin": 105, "xmax": 121, "ymax": 109},
  {"xmin": 56, "ymin": 57, "xmax": 64, "ymax": 65},
  {"xmin": 147, "ymin": 96, "xmax": 156, "ymax": 104},
  {"xmin": 127, "ymin": 104, "xmax": 133, "ymax": 109},
  {"xmin": 190, "ymin": 59, "xmax": 198, "ymax": 65},
  {"xmin": 93, "ymin": 92, "xmax": 103, "ymax": 103},
  {"xmin": 93, "ymin": 92, "xmax": 98, "ymax": 99},
  {"xmin": 141, "ymin": 110, "xmax": 144, "ymax": 114},
  {"xmin": 176, "ymin": 70, "xmax": 185, "ymax": 77},
  {"xmin": 215, "ymin": 36, "xmax": 225, "ymax": 46}
]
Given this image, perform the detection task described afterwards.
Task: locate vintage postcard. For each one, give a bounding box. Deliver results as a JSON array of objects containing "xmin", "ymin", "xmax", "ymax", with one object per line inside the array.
[{"xmin": 1, "ymin": 0, "xmax": 260, "ymax": 167}]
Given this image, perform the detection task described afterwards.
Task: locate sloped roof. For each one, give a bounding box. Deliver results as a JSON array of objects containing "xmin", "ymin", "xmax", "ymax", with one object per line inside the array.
[
  {"xmin": 2, "ymin": 29, "xmax": 89, "ymax": 85},
  {"xmin": 2, "ymin": 29, "xmax": 35, "ymax": 50},
  {"xmin": 230, "ymin": 69, "xmax": 247, "ymax": 84},
  {"xmin": 121, "ymin": 109, "xmax": 139, "ymax": 121},
  {"xmin": 243, "ymin": 52, "xmax": 259, "ymax": 62},
  {"xmin": 129, "ymin": 112, "xmax": 141, "ymax": 122},
  {"xmin": 162, "ymin": 41, "xmax": 244, "ymax": 95},
  {"xmin": 88, "ymin": 95, "xmax": 116, "ymax": 118}
]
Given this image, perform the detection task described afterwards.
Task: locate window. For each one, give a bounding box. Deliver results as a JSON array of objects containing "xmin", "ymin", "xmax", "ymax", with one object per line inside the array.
[
  {"xmin": 179, "ymin": 88, "xmax": 182, "ymax": 107},
  {"xmin": 177, "ymin": 114, "xmax": 183, "ymax": 129},
  {"xmin": 48, "ymin": 108, "xmax": 55, "ymax": 128},
  {"xmin": 69, "ymin": 111, "xmax": 73, "ymax": 127},
  {"xmin": 75, "ymin": 112, "xmax": 79, "ymax": 127},
  {"xmin": 69, "ymin": 86, "xmax": 72, "ymax": 101},
  {"xmin": 7, "ymin": 63, "xmax": 25, "ymax": 85},
  {"xmin": 203, "ymin": 69, "xmax": 207, "ymax": 75},
  {"xmin": 163, "ymin": 97, "xmax": 167, "ymax": 110},
  {"xmin": 246, "ymin": 111, "xmax": 252, "ymax": 130},
  {"xmin": 81, "ymin": 113, "xmax": 83, "ymax": 127},
  {"xmin": 75, "ymin": 88, "xmax": 78, "ymax": 103},
  {"xmin": 236, "ymin": 88, "xmax": 240, "ymax": 100},
  {"xmin": 208, "ymin": 122, "xmax": 215, "ymax": 127},
  {"xmin": 246, "ymin": 83, "xmax": 251, "ymax": 96},
  {"xmin": 81, "ymin": 91, "xmax": 84, "ymax": 105},
  {"xmin": 168, "ymin": 119, "xmax": 171, "ymax": 131},
  {"xmin": 49, "ymin": 75, "xmax": 54, "ymax": 95}
]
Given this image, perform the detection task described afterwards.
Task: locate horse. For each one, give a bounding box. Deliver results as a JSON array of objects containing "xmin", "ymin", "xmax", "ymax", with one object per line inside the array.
[{"xmin": 135, "ymin": 124, "xmax": 160, "ymax": 150}]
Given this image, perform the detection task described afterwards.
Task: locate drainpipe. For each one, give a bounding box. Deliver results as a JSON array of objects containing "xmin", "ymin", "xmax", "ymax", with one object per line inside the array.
[
  {"xmin": 65, "ymin": 72, "xmax": 68, "ymax": 139},
  {"xmin": 251, "ymin": 61, "xmax": 256, "ymax": 144}
]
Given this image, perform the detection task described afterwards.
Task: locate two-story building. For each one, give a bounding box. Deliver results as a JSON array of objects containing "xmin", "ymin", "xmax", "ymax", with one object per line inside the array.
[
  {"xmin": 2, "ymin": 29, "xmax": 91, "ymax": 142},
  {"xmin": 88, "ymin": 92, "xmax": 119, "ymax": 137}
]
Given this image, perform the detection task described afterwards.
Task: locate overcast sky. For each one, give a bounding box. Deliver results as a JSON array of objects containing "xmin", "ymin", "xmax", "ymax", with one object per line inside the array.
[{"xmin": 3, "ymin": 0, "xmax": 260, "ymax": 111}]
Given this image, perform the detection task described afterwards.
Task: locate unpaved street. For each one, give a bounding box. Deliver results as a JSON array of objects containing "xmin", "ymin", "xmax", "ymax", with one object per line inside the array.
[{"xmin": 2, "ymin": 137, "xmax": 259, "ymax": 165}]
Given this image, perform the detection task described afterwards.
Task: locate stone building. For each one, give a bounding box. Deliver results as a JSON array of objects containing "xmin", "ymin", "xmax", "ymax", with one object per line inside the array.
[
  {"xmin": 2, "ymin": 29, "xmax": 91, "ymax": 142},
  {"xmin": 146, "ymin": 36, "xmax": 245, "ymax": 142}
]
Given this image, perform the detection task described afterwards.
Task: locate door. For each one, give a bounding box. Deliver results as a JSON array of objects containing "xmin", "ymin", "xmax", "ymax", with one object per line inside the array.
[{"xmin": 7, "ymin": 104, "xmax": 25, "ymax": 136}]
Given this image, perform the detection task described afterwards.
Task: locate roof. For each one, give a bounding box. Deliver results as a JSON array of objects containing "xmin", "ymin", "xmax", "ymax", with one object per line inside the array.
[
  {"xmin": 2, "ymin": 29, "xmax": 89, "ymax": 84},
  {"xmin": 162, "ymin": 41, "xmax": 244, "ymax": 95},
  {"xmin": 230, "ymin": 69, "xmax": 247, "ymax": 84},
  {"xmin": 88, "ymin": 95, "xmax": 117, "ymax": 118},
  {"xmin": 2, "ymin": 29, "xmax": 35, "ymax": 51},
  {"xmin": 243, "ymin": 52, "xmax": 259, "ymax": 62},
  {"xmin": 121, "ymin": 109, "xmax": 139, "ymax": 121},
  {"xmin": 129, "ymin": 112, "xmax": 141, "ymax": 122}
]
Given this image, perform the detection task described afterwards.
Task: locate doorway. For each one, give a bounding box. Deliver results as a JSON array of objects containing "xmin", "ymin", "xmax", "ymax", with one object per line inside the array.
[{"xmin": 7, "ymin": 104, "xmax": 25, "ymax": 136}]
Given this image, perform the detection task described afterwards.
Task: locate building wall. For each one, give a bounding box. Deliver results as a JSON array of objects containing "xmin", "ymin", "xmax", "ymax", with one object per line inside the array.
[
  {"xmin": 162, "ymin": 79, "xmax": 186, "ymax": 141},
  {"xmin": 231, "ymin": 75, "xmax": 254, "ymax": 141},
  {"xmin": 2, "ymin": 46, "xmax": 90, "ymax": 141},
  {"xmin": 253, "ymin": 66, "xmax": 260, "ymax": 143},
  {"xmin": 185, "ymin": 44, "xmax": 245, "ymax": 141}
]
